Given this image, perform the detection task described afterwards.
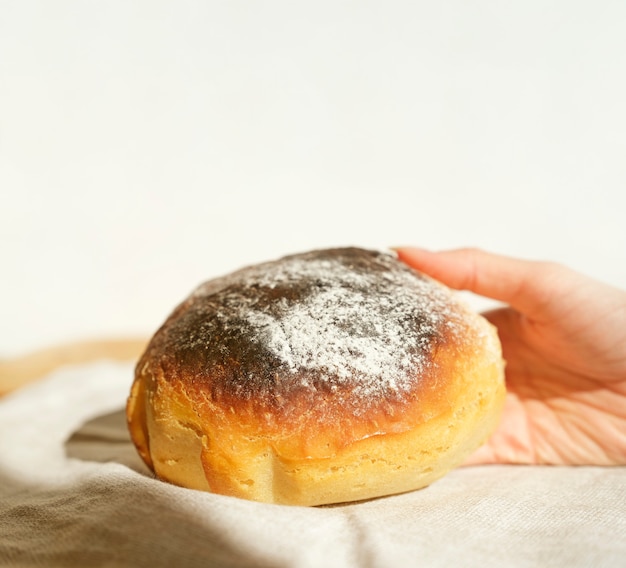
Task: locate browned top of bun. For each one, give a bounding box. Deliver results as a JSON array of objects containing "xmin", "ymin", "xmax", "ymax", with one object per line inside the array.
[{"xmin": 136, "ymin": 247, "xmax": 491, "ymax": 459}]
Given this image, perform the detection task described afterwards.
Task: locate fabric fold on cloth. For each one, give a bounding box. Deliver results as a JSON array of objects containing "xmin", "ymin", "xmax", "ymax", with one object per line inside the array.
[{"xmin": 1, "ymin": 362, "xmax": 625, "ymax": 568}]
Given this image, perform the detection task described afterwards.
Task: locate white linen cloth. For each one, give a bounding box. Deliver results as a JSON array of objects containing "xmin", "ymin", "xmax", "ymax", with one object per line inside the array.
[{"xmin": 1, "ymin": 362, "xmax": 625, "ymax": 568}]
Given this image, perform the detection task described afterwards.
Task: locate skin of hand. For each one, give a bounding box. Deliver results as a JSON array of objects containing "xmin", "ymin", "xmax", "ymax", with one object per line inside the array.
[{"xmin": 395, "ymin": 247, "xmax": 626, "ymax": 467}]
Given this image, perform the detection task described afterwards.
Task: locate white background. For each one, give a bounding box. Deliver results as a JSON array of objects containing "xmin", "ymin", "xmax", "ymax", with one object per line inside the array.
[{"xmin": 1, "ymin": 1, "xmax": 625, "ymax": 356}]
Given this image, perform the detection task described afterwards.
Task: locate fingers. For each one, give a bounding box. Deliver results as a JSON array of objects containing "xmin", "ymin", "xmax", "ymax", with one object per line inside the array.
[{"xmin": 394, "ymin": 247, "xmax": 557, "ymax": 318}]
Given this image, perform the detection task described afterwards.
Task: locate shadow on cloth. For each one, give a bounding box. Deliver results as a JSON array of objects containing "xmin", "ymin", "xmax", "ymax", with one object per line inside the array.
[
  {"xmin": 0, "ymin": 410, "xmax": 284, "ymax": 568},
  {"xmin": 0, "ymin": 463, "xmax": 280, "ymax": 568},
  {"xmin": 0, "ymin": 410, "xmax": 281, "ymax": 568},
  {"xmin": 64, "ymin": 408, "xmax": 150, "ymax": 476}
]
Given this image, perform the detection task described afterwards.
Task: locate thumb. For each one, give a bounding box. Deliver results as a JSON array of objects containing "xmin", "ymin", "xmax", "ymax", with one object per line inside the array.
[{"xmin": 394, "ymin": 247, "xmax": 560, "ymax": 320}]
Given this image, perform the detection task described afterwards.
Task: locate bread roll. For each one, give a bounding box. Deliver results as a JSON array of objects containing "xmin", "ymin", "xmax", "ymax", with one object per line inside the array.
[{"xmin": 127, "ymin": 247, "xmax": 505, "ymax": 506}]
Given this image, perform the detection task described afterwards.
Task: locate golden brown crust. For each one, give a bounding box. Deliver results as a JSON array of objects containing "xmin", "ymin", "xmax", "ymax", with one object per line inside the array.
[{"xmin": 127, "ymin": 247, "xmax": 505, "ymax": 505}]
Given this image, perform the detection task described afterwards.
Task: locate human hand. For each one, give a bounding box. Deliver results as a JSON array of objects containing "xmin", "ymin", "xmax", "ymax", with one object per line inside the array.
[{"xmin": 395, "ymin": 247, "xmax": 626, "ymax": 466}]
